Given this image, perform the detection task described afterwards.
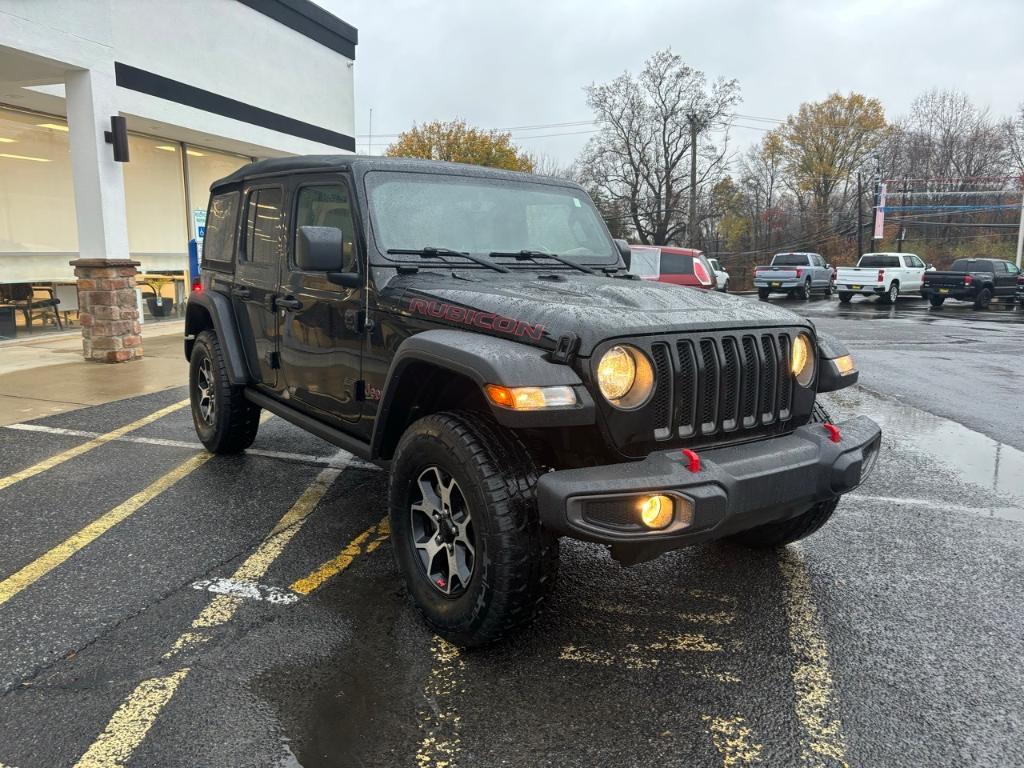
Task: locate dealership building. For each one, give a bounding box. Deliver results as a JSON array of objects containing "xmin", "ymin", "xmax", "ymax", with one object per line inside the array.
[{"xmin": 0, "ymin": 0, "xmax": 356, "ymax": 335}]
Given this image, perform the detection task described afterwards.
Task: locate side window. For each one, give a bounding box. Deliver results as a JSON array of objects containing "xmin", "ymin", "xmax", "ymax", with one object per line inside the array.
[
  {"xmin": 242, "ymin": 187, "xmax": 283, "ymax": 264},
  {"xmin": 1006, "ymin": 262, "xmax": 1020, "ymax": 275},
  {"xmin": 294, "ymin": 184, "xmax": 357, "ymax": 271},
  {"xmin": 911, "ymin": 256, "xmax": 924, "ymax": 268},
  {"xmin": 203, "ymin": 192, "xmax": 239, "ymax": 267}
]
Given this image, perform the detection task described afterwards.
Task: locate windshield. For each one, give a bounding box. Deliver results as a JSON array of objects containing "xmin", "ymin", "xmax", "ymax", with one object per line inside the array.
[
  {"xmin": 859, "ymin": 254, "xmax": 901, "ymax": 268},
  {"xmin": 366, "ymin": 171, "xmax": 617, "ymax": 266},
  {"xmin": 771, "ymin": 253, "xmax": 810, "ymax": 267}
]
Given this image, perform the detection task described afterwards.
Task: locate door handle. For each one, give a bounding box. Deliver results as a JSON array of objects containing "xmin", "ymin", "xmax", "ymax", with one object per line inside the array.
[
  {"xmin": 232, "ymin": 286, "xmax": 251, "ymax": 299},
  {"xmin": 275, "ymin": 296, "xmax": 303, "ymax": 312}
]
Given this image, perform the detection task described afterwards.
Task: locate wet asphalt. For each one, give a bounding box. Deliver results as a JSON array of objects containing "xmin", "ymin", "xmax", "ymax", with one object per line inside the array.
[{"xmin": 0, "ymin": 294, "xmax": 1022, "ymax": 768}]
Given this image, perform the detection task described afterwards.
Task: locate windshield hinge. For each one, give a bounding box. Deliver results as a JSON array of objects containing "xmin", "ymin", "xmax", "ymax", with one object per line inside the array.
[{"xmin": 550, "ymin": 333, "xmax": 580, "ymax": 364}]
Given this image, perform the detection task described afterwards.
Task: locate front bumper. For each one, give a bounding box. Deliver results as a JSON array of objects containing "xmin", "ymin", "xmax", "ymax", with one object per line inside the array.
[{"xmin": 537, "ymin": 416, "xmax": 881, "ymax": 563}]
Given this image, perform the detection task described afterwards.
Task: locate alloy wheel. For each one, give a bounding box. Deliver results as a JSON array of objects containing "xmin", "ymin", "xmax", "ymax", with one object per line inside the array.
[
  {"xmin": 196, "ymin": 357, "xmax": 216, "ymax": 426},
  {"xmin": 409, "ymin": 466, "xmax": 476, "ymax": 596}
]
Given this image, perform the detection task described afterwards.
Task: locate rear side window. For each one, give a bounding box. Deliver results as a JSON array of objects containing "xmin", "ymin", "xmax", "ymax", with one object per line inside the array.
[
  {"xmin": 202, "ymin": 192, "xmax": 239, "ymax": 270},
  {"xmin": 660, "ymin": 252, "xmax": 696, "ymax": 275},
  {"xmin": 772, "ymin": 254, "xmax": 809, "ymax": 267},
  {"xmin": 859, "ymin": 255, "xmax": 901, "ymax": 268},
  {"xmin": 242, "ymin": 187, "xmax": 283, "ymax": 265}
]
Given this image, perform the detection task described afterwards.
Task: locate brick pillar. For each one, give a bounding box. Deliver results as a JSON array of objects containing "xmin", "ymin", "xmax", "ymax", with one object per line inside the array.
[{"xmin": 70, "ymin": 258, "xmax": 144, "ymax": 363}]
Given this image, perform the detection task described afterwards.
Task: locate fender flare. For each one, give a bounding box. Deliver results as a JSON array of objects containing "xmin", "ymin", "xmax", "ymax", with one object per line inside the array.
[
  {"xmin": 184, "ymin": 292, "xmax": 251, "ymax": 386},
  {"xmin": 816, "ymin": 332, "xmax": 858, "ymax": 393},
  {"xmin": 370, "ymin": 329, "xmax": 595, "ymax": 457}
]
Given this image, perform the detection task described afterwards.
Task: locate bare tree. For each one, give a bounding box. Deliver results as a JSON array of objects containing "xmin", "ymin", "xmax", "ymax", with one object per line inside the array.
[{"xmin": 578, "ymin": 49, "xmax": 740, "ymax": 246}]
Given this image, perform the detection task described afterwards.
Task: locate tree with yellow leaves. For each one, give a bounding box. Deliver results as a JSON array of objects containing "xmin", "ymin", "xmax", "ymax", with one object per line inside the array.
[
  {"xmin": 385, "ymin": 119, "xmax": 534, "ymax": 172},
  {"xmin": 779, "ymin": 92, "xmax": 888, "ymax": 223}
]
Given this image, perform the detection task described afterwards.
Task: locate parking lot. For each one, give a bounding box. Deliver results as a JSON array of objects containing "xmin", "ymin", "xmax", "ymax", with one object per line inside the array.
[{"xmin": 0, "ymin": 295, "xmax": 1022, "ymax": 768}]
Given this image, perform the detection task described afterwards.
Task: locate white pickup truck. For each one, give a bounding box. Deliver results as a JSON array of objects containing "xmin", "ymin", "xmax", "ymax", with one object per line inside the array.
[{"xmin": 835, "ymin": 252, "xmax": 928, "ymax": 304}]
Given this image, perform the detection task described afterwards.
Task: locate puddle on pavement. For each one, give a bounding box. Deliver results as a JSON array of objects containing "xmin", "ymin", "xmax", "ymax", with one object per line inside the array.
[{"xmin": 830, "ymin": 387, "xmax": 1024, "ymax": 521}]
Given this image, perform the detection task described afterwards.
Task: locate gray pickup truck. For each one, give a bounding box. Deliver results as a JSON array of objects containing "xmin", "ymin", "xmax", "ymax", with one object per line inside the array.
[{"xmin": 754, "ymin": 252, "xmax": 835, "ymax": 300}]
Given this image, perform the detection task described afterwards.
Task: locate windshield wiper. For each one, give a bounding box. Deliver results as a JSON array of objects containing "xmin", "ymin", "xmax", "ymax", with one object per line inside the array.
[
  {"xmin": 387, "ymin": 247, "xmax": 510, "ymax": 273},
  {"xmin": 488, "ymin": 249, "xmax": 597, "ymax": 275}
]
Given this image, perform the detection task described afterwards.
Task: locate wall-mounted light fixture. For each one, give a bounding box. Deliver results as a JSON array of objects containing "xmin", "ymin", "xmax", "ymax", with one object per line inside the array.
[{"xmin": 103, "ymin": 115, "xmax": 130, "ymax": 162}]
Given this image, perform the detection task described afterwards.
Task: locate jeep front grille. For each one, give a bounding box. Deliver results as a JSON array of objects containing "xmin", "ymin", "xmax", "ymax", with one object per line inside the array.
[{"xmin": 650, "ymin": 331, "xmax": 795, "ymax": 440}]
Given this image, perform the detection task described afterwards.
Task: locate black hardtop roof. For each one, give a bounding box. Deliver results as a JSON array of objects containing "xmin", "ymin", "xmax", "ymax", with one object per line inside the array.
[{"xmin": 210, "ymin": 155, "xmax": 582, "ymax": 192}]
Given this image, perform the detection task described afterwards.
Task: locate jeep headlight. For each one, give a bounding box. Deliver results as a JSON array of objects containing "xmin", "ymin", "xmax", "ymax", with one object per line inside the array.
[
  {"xmin": 791, "ymin": 333, "xmax": 816, "ymax": 387},
  {"xmin": 597, "ymin": 345, "xmax": 655, "ymax": 409}
]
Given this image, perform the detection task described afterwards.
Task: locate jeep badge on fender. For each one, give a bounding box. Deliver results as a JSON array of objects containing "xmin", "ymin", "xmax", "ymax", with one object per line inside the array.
[{"xmin": 184, "ymin": 156, "xmax": 881, "ymax": 648}]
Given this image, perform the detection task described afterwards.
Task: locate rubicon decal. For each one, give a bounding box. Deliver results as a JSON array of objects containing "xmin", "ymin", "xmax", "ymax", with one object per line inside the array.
[{"xmin": 407, "ymin": 298, "xmax": 546, "ymax": 341}]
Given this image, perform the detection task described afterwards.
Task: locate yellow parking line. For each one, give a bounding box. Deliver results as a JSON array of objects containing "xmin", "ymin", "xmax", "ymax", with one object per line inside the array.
[
  {"xmin": 288, "ymin": 517, "xmax": 389, "ymax": 595},
  {"xmin": 0, "ymin": 399, "xmax": 189, "ymax": 492},
  {"xmin": 779, "ymin": 548, "xmax": 849, "ymax": 768},
  {"xmin": 0, "ymin": 452, "xmax": 211, "ymax": 608},
  {"xmin": 74, "ymin": 668, "xmax": 190, "ymax": 768},
  {"xmin": 702, "ymin": 714, "xmax": 764, "ymax": 767},
  {"xmin": 416, "ymin": 635, "xmax": 464, "ymax": 768},
  {"xmin": 77, "ymin": 460, "xmax": 357, "ymax": 767}
]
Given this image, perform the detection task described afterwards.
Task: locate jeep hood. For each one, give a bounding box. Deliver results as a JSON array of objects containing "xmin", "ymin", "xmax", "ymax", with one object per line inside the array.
[{"xmin": 377, "ymin": 270, "xmax": 809, "ymax": 356}]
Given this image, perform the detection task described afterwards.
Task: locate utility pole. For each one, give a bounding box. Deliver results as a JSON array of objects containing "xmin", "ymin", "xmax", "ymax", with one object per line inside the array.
[
  {"xmin": 367, "ymin": 107, "xmax": 373, "ymax": 156},
  {"xmin": 687, "ymin": 114, "xmax": 700, "ymax": 249},
  {"xmin": 856, "ymin": 172, "xmax": 864, "ymax": 259}
]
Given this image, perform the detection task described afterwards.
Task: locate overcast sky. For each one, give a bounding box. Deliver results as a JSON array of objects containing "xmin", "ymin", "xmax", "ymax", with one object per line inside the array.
[{"xmin": 320, "ymin": 0, "xmax": 1024, "ymax": 164}]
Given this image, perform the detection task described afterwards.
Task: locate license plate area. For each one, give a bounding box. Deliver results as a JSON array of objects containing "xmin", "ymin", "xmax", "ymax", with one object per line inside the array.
[
  {"xmin": 771, "ymin": 282, "xmax": 781, "ymax": 287},
  {"xmin": 939, "ymin": 288, "xmax": 950, "ymax": 294},
  {"xmin": 851, "ymin": 284, "xmax": 862, "ymax": 290}
]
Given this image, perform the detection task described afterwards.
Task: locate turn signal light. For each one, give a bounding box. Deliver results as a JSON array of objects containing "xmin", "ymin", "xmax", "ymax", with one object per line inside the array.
[
  {"xmin": 833, "ymin": 354, "xmax": 856, "ymax": 375},
  {"xmin": 639, "ymin": 495, "xmax": 674, "ymax": 529},
  {"xmin": 484, "ymin": 384, "xmax": 577, "ymax": 410}
]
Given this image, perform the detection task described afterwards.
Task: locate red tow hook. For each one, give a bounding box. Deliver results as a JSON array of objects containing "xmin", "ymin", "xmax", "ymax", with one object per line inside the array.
[
  {"xmin": 681, "ymin": 448, "xmax": 702, "ymax": 472},
  {"xmin": 823, "ymin": 423, "xmax": 842, "ymax": 443}
]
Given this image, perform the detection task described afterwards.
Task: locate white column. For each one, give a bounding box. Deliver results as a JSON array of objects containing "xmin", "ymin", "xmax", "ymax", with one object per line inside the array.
[{"xmin": 64, "ymin": 67, "xmax": 130, "ymax": 260}]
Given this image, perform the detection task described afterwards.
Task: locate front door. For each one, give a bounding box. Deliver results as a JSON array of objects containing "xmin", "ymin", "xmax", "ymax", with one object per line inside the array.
[
  {"xmin": 231, "ymin": 185, "xmax": 285, "ymax": 389},
  {"xmin": 279, "ymin": 177, "xmax": 364, "ymax": 426},
  {"xmin": 996, "ymin": 261, "xmax": 1019, "ymax": 297}
]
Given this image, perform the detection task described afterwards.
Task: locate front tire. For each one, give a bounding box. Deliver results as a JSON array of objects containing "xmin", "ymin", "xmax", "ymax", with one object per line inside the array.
[
  {"xmin": 388, "ymin": 411, "xmax": 558, "ymax": 647},
  {"xmin": 189, "ymin": 330, "xmax": 261, "ymax": 453}
]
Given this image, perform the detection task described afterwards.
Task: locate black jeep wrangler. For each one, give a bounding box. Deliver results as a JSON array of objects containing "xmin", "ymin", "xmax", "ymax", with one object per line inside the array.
[{"xmin": 185, "ymin": 156, "xmax": 881, "ymax": 647}]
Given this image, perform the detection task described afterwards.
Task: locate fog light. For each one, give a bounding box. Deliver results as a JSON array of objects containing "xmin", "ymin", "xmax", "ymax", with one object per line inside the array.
[{"xmin": 639, "ymin": 495, "xmax": 674, "ymax": 529}]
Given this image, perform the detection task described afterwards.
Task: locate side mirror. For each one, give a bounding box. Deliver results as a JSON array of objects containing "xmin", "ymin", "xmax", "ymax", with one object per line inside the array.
[
  {"xmin": 327, "ymin": 271, "xmax": 361, "ymax": 288},
  {"xmin": 926, "ymin": 264, "xmax": 935, "ymax": 271},
  {"xmin": 297, "ymin": 225, "xmax": 344, "ymax": 271},
  {"xmin": 614, "ymin": 238, "xmax": 631, "ymax": 267}
]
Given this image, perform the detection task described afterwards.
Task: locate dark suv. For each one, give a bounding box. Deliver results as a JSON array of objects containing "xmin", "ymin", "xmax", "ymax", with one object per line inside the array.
[{"xmin": 185, "ymin": 156, "xmax": 881, "ymax": 647}]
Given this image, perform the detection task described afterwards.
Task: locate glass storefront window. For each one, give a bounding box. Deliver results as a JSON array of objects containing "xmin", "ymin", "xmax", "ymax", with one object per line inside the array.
[
  {"xmin": 186, "ymin": 146, "xmax": 251, "ymax": 237},
  {"xmin": 0, "ymin": 109, "xmax": 77, "ymax": 266},
  {"xmin": 122, "ymin": 134, "xmax": 188, "ymax": 272}
]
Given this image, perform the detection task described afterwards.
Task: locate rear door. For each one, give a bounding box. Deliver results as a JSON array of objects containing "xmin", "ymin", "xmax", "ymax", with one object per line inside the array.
[
  {"xmin": 232, "ymin": 184, "xmax": 286, "ymax": 389},
  {"xmin": 901, "ymin": 255, "xmax": 917, "ymax": 291},
  {"xmin": 279, "ymin": 175, "xmax": 365, "ymax": 426},
  {"xmin": 994, "ymin": 261, "xmax": 1018, "ymax": 297}
]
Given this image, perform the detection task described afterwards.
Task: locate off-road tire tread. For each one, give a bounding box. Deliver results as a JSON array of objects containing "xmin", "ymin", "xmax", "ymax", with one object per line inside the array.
[
  {"xmin": 191, "ymin": 330, "xmax": 260, "ymax": 453},
  {"xmin": 389, "ymin": 410, "xmax": 558, "ymax": 647}
]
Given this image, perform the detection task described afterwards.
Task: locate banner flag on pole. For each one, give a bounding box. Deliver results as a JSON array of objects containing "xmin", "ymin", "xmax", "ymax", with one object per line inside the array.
[{"xmin": 873, "ymin": 183, "xmax": 887, "ymax": 239}]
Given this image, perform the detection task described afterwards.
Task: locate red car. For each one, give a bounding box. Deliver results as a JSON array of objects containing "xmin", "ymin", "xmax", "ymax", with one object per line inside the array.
[{"xmin": 627, "ymin": 245, "xmax": 717, "ymax": 289}]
